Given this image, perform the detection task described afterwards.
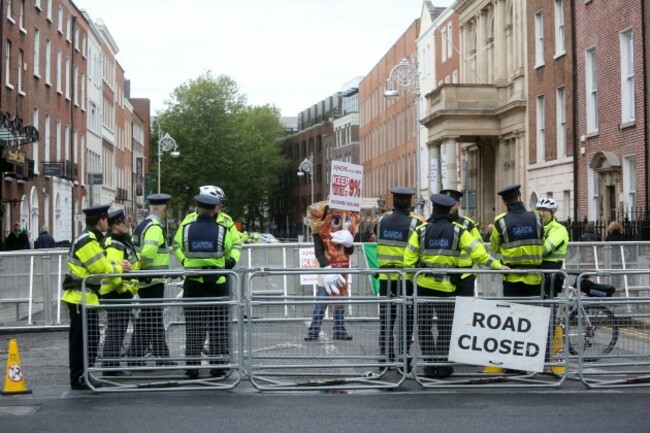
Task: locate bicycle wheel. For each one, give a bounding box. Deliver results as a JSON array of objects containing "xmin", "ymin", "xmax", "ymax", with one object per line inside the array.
[{"xmin": 568, "ymin": 305, "xmax": 619, "ymax": 361}]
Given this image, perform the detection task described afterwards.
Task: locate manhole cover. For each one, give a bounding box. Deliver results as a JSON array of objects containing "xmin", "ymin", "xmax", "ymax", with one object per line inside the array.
[{"xmin": 0, "ymin": 405, "xmax": 40, "ymax": 416}]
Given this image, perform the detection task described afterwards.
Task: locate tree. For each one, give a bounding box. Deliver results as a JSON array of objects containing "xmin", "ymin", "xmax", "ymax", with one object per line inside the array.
[{"xmin": 154, "ymin": 72, "xmax": 288, "ymax": 228}]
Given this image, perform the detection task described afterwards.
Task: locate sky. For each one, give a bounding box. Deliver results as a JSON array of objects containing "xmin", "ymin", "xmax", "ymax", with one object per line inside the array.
[{"xmin": 75, "ymin": 0, "xmax": 454, "ymax": 117}]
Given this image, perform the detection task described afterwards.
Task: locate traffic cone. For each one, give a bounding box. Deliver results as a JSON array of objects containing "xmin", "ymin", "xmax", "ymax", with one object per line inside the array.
[
  {"xmin": 1, "ymin": 339, "xmax": 32, "ymax": 395},
  {"xmin": 550, "ymin": 324, "xmax": 566, "ymax": 375}
]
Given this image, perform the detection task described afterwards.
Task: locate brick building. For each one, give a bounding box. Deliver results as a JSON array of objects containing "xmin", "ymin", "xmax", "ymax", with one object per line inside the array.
[{"xmin": 0, "ymin": 1, "xmax": 150, "ymax": 245}]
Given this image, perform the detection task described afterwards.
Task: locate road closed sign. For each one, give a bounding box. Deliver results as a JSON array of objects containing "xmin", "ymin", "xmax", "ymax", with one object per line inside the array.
[{"xmin": 448, "ymin": 297, "xmax": 551, "ymax": 373}]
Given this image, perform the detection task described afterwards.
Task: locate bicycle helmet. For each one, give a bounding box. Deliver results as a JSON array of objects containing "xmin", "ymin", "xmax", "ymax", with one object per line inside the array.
[
  {"xmin": 536, "ymin": 197, "xmax": 558, "ymax": 212},
  {"xmin": 199, "ymin": 185, "xmax": 226, "ymax": 200}
]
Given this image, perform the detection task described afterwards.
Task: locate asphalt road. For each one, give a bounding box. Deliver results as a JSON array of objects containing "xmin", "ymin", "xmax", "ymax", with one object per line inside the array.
[{"xmin": 1, "ymin": 330, "xmax": 650, "ymax": 432}]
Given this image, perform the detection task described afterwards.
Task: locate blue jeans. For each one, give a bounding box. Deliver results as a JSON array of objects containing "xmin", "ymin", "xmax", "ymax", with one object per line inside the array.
[{"xmin": 307, "ymin": 286, "xmax": 347, "ymax": 335}]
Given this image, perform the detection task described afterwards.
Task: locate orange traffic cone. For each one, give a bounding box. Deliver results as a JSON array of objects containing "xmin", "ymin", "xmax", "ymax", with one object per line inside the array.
[
  {"xmin": 1, "ymin": 339, "xmax": 32, "ymax": 395},
  {"xmin": 550, "ymin": 324, "xmax": 566, "ymax": 375}
]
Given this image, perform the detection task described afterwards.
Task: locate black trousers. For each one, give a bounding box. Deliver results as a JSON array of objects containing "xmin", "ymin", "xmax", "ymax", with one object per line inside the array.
[
  {"xmin": 183, "ymin": 279, "xmax": 230, "ymax": 367},
  {"xmin": 416, "ymin": 286, "xmax": 455, "ymax": 362},
  {"xmin": 66, "ymin": 302, "xmax": 99, "ymax": 386},
  {"xmin": 503, "ymin": 281, "xmax": 541, "ymax": 297},
  {"xmin": 454, "ymin": 274, "xmax": 476, "ymax": 297},
  {"xmin": 540, "ymin": 261, "xmax": 565, "ymax": 299},
  {"xmin": 378, "ymin": 279, "xmax": 414, "ymax": 362},
  {"xmin": 101, "ymin": 291, "xmax": 133, "ymax": 367},
  {"xmin": 127, "ymin": 283, "xmax": 170, "ymax": 358}
]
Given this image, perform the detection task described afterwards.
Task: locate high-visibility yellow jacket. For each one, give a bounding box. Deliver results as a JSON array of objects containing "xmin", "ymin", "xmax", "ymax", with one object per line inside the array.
[
  {"xmin": 132, "ymin": 215, "xmax": 169, "ymax": 288},
  {"xmin": 542, "ymin": 218, "xmax": 569, "ymax": 263},
  {"xmin": 404, "ymin": 215, "xmax": 503, "ymax": 293},
  {"xmin": 176, "ymin": 210, "xmax": 242, "ymax": 264},
  {"xmin": 62, "ymin": 227, "xmax": 122, "ymax": 306},
  {"xmin": 100, "ymin": 231, "xmax": 140, "ymax": 296},
  {"xmin": 452, "ymin": 213, "xmax": 483, "ymax": 277},
  {"xmin": 375, "ymin": 209, "xmax": 425, "ymax": 281},
  {"xmin": 174, "ymin": 213, "xmax": 233, "ymax": 284},
  {"xmin": 490, "ymin": 202, "xmax": 544, "ymax": 285}
]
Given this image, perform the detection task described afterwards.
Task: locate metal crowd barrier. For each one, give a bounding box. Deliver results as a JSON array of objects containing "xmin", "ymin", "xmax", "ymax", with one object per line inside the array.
[
  {"xmin": 82, "ymin": 270, "xmax": 243, "ymax": 392},
  {"xmin": 2, "ymin": 241, "xmax": 650, "ymax": 329},
  {"xmin": 245, "ymin": 268, "xmax": 407, "ymax": 391},
  {"xmin": 574, "ymin": 270, "xmax": 650, "ymax": 389}
]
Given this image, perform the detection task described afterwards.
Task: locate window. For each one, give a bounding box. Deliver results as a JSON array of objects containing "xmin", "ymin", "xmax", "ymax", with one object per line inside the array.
[
  {"xmin": 623, "ymin": 155, "xmax": 636, "ymax": 214},
  {"xmin": 586, "ymin": 47, "xmax": 598, "ymax": 132},
  {"xmin": 33, "ymin": 27, "xmax": 41, "ymax": 77},
  {"xmin": 556, "ymin": 87, "xmax": 566, "ymax": 158},
  {"xmin": 64, "ymin": 125, "xmax": 69, "ymax": 160},
  {"xmin": 44, "ymin": 114, "xmax": 50, "ymax": 162},
  {"xmin": 81, "ymin": 73, "xmax": 85, "ymax": 110},
  {"xmin": 66, "ymin": 16, "xmax": 71, "ymax": 42},
  {"xmin": 45, "ymin": 38, "xmax": 51, "ymax": 85},
  {"xmin": 57, "ymin": 6, "xmax": 63, "ymax": 33},
  {"xmin": 35, "ymin": 0, "xmax": 41, "ymax": 10},
  {"xmin": 32, "ymin": 108, "xmax": 39, "ymax": 172},
  {"xmin": 17, "ymin": 49, "xmax": 24, "ymax": 94},
  {"xmin": 620, "ymin": 29, "xmax": 635, "ymax": 123},
  {"xmin": 55, "ymin": 120, "xmax": 61, "ymax": 161},
  {"xmin": 46, "ymin": 0, "xmax": 52, "ymax": 22},
  {"xmin": 56, "ymin": 48, "xmax": 62, "ymax": 93},
  {"xmin": 447, "ymin": 21, "xmax": 453, "ymax": 59},
  {"xmin": 7, "ymin": 0, "xmax": 14, "ymax": 22},
  {"xmin": 74, "ymin": 28, "xmax": 79, "ymax": 50},
  {"xmin": 441, "ymin": 28, "xmax": 447, "ymax": 61},
  {"xmin": 535, "ymin": 11, "xmax": 544, "ymax": 67},
  {"xmin": 73, "ymin": 66, "xmax": 78, "ymax": 105},
  {"xmin": 19, "ymin": 0, "xmax": 25, "ymax": 32},
  {"xmin": 554, "ymin": 0, "xmax": 565, "ymax": 56},
  {"xmin": 536, "ymin": 95, "xmax": 545, "ymax": 162},
  {"xmin": 65, "ymin": 56, "xmax": 70, "ymax": 99},
  {"xmin": 5, "ymin": 41, "xmax": 11, "ymax": 88}
]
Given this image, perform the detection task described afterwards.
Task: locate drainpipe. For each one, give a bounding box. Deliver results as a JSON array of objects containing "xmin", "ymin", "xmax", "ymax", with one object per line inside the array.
[
  {"xmin": 70, "ymin": 16, "xmax": 76, "ymax": 238},
  {"xmin": 570, "ymin": 0, "xmax": 579, "ymax": 223},
  {"xmin": 642, "ymin": 0, "xmax": 649, "ymax": 217}
]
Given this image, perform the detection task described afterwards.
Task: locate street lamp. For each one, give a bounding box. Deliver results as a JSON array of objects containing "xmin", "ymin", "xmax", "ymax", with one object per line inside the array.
[
  {"xmin": 297, "ymin": 152, "xmax": 315, "ymax": 204},
  {"xmin": 297, "ymin": 152, "xmax": 314, "ymax": 240},
  {"xmin": 384, "ymin": 57, "xmax": 423, "ymax": 213},
  {"xmin": 157, "ymin": 130, "xmax": 180, "ymax": 194}
]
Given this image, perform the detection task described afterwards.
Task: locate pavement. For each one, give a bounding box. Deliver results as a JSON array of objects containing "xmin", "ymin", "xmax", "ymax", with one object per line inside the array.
[{"xmin": 1, "ymin": 330, "xmax": 650, "ymax": 433}]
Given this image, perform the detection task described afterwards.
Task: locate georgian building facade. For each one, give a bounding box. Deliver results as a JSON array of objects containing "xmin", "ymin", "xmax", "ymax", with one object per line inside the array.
[{"xmin": 0, "ymin": 1, "xmax": 150, "ymax": 244}]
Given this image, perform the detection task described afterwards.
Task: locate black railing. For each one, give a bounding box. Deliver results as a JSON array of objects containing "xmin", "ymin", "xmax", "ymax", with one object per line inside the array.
[{"xmin": 563, "ymin": 209, "xmax": 650, "ymax": 241}]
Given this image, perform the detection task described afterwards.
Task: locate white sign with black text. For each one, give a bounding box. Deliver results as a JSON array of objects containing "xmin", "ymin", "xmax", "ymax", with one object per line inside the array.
[
  {"xmin": 328, "ymin": 161, "xmax": 363, "ymax": 212},
  {"xmin": 448, "ymin": 297, "xmax": 551, "ymax": 373}
]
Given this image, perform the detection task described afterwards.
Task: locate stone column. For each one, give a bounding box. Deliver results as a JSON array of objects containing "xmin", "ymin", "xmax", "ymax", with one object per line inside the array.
[
  {"xmin": 494, "ymin": 0, "xmax": 506, "ymax": 83},
  {"xmin": 443, "ymin": 136, "xmax": 459, "ymax": 190}
]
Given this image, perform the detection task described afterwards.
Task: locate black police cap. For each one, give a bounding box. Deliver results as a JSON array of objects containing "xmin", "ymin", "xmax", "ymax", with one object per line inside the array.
[
  {"xmin": 430, "ymin": 193, "xmax": 456, "ymax": 209},
  {"xmin": 389, "ymin": 186, "xmax": 415, "ymax": 196},
  {"xmin": 82, "ymin": 204, "xmax": 110, "ymax": 218},
  {"xmin": 497, "ymin": 184, "xmax": 521, "ymax": 199},
  {"xmin": 439, "ymin": 189, "xmax": 463, "ymax": 201},
  {"xmin": 147, "ymin": 193, "xmax": 172, "ymax": 205},
  {"xmin": 194, "ymin": 194, "xmax": 221, "ymax": 208},
  {"xmin": 107, "ymin": 209, "xmax": 126, "ymax": 225}
]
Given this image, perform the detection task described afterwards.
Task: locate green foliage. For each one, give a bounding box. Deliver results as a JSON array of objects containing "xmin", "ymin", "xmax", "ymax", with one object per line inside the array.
[{"xmin": 154, "ymin": 72, "xmax": 288, "ymax": 227}]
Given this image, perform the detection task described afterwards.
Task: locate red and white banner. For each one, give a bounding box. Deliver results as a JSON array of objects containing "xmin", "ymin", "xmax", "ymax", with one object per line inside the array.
[{"xmin": 299, "ymin": 247, "xmax": 318, "ymax": 285}]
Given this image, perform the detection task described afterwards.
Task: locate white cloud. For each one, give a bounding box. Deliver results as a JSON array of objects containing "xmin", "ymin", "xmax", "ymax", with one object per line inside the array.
[{"xmin": 77, "ymin": 0, "xmax": 454, "ymax": 116}]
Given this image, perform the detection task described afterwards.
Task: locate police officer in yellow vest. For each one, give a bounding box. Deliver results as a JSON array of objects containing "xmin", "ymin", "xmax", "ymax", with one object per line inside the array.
[
  {"xmin": 374, "ymin": 187, "xmax": 425, "ymax": 370},
  {"xmin": 174, "ymin": 193, "xmax": 233, "ymax": 379},
  {"xmin": 490, "ymin": 184, "xmax": 545, "ymax": 297},
  {"xmin": 100, "ymin": 209, "xmax": 140, "ymax": 376},
  {"xmin": 440, "ymin": 189, "xmax": 484, "ymax": 297},
  {"xmin": 404, "ymin": 194, "xmax": 507, "ymax": 379},
  {"xmin": 127, "ymin": 193, "xmax": 174, "ymax": 366},
  {"xmin": 63, "ymin": 204, "xmax": 130, "ymax": 389},
  {"xmin": 536, "ymin": 197, "xmax": 569, "ymax": 298},
  {"xmin": 175, "ymin": 185, "xmax": 242, "ymax": 270}
]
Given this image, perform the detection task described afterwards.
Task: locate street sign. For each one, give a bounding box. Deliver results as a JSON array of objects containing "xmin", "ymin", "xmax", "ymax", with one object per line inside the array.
[{"xmin": 42, "ymin": 162, "xmax": 62, "ymax": 176}]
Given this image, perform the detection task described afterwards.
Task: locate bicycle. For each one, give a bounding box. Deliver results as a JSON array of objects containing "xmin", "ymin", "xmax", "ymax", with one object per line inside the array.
[{"xmin": 564, "ymin": 278, "xmax": 619, "ymax": 361}]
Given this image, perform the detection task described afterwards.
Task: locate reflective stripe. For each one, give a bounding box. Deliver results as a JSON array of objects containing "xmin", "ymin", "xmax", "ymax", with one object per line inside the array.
[
  {"xmin": 377, "ymin": 253, "xmax": 404, "ymax": 262},
  {"xmin": 85, "ymin": 251, "xmax": 105, "ymax": 267}
]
